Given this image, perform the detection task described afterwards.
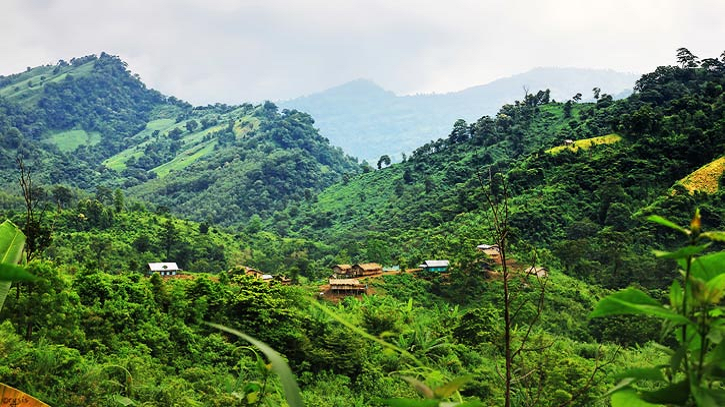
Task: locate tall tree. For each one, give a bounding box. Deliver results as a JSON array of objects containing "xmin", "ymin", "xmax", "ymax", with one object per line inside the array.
[
  {"xmin": 160, "ymin": 219, "xmax": 179, "ymax": 260},
  {"xmin": 592, "ymin": 87, "xmax": 601, "ymax": 100},
  {"xmin": 676, "ymin": 47, "xmax": 699, "ymax": 68},
  {"xmin": 377, "ymin": 155, "xmax": 391, "ymax": 169},
  {"xmin": 17, "ymin": 158, "xmax": 52, "ymax": 263}
]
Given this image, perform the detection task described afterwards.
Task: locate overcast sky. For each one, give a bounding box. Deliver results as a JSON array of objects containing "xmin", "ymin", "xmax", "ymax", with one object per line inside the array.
[{"xmin": 2, "ymin": 0, "xmax": 724, "ymax": 105}]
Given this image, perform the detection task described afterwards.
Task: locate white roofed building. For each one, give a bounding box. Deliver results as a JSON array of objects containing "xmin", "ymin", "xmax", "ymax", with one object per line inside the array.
[{"xmin": 147, "ymin": 262, "xmax": 181, "ymax": 277}]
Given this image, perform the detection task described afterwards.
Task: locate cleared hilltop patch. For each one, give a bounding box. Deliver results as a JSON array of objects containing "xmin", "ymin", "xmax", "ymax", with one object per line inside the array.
[
  {"xmin": 546, "ymin": 133, "xmax": 621, "ymax": 155},
  {"xmin": 48, "ymin": 129, "xmax": 101, "ymax": 152},
  {"xmin": 678, "ymin": 156, "xmax": 725, "ymax": 194}
]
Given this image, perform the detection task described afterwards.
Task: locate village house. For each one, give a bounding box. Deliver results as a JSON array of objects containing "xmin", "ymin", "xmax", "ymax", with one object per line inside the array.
[
  {"xmin": 242, "ymin": 266, "xmax": 291, "ymax": 284},
  {"xmin": 351, "ymin": 263, "xmax": 383, "ymax": 277},
  {"xmin": 245, "ymin": 268, "xmax": 274, "ymax": 281},
  {"xmin": 525, "ymin": 266, "xmax": 548, "ymax": 278},
  {"xmin": 419, "ymin": 260, "xmax": 450, "ymax": 272},
  {"xmin": 274, "ymin": 275, "xmax": 293, "ymax": 285},
  {"xmin": 477, "ymin": 244, "xmax": 502, "ymax": 263},
  {"xmin": 147, "ymin": 262, "xmax": 181, "ymax": 277},
  {"xmin": 328, "ymin": 278, "xmax": 367, "ymax": 295},
  {"xmin": 332, "ymin": 264, "xmax": 353, "ymax": 278},
  {"xmin": 332, "ymin": 263, "xmax": 383, "ymax": 278}
]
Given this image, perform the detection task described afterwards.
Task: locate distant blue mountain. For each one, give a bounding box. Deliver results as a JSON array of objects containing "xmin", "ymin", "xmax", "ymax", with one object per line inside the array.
[{"xmin": 280, "ymin": 67, "xmax": 639, "ymax": 161}]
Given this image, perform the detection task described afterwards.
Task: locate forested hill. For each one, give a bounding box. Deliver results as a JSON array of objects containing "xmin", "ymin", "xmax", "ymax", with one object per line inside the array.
[
  {"xmin": 0, "ymin": 53, "xmax": 171, "ymax": 162},
  {"xmin": 279, "ymin": 67, "xmax": 638, "ymax": 161},
  {"xmin": 2, "ymin": 49, "xmax": 725, "ymax": 407},
  {"xmin": 283, "ymin": 50, "xmax": 725, "ymax": 290},
  {"xmin": 0, "ymin": 53, "xmax": 359, "ymax": 225}
]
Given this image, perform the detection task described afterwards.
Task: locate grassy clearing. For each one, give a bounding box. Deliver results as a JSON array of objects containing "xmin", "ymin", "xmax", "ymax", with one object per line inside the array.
[
  {"xmin": 152, "ymin": 141, "xmax": 217, "ymax": 178},
  {"xmin": 546, "ymin": 133, "xmax": 621, "ymax": 155},
  {"xmin": 678, "ymin": 156, "xmax": 725, "ymax": 194},
  {"xmin": 49, "ymin": 129, "xmax": 101, "ymax": 152}
]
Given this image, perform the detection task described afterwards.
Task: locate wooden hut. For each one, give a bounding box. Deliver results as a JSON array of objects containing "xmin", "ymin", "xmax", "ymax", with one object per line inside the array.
[
  {"xmin": 329, "ymin": 278, "xmax": 367, "ymax": 295},
  {"xmin": 477, "ymin": 244, "xmax": 501, "ymax": 264},
  {"xmin": 332, "ymin": 264, "xmax": 353, "ymax": 278},
  {"xmin": 351, "ymin": 263, "xmax": 382, "ymax": 277},
  {"xmin": 525, "ymin": 266, "xmax": 548, "ymax": 278}
]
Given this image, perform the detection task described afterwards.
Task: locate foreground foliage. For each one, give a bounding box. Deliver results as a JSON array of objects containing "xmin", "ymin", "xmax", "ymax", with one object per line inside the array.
[{"xmin": 592, "ymin": 211, "xmax": 725, "ymax": 406}]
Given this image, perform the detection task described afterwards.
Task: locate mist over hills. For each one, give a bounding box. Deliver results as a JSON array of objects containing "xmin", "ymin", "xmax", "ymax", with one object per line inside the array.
[{"xmin": 280, "ymin": 67, "xmax": 639, "ymax": 161}]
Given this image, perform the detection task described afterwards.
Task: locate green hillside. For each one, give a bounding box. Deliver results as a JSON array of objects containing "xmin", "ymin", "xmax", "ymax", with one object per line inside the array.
[
  {"xmin": 285, "ymin": 52, "xmax": 725, "ymax": 292},
  {"xmin": 49, "ymin": 129, "xmax": 102, "ymax": 152},
  {"xmin": 1, "ymin": 49, "xmax": 725, "ymax": 406},
  {"xmin": 0, "ymin": 59, "xmax": 95, "ymax": 105},
  {"xmin": 0, "ymin": 55, "xmax": 359, "ymax": 225}
]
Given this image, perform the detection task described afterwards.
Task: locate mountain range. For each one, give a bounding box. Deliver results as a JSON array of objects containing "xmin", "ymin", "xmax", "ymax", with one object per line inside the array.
[{"xmin": 279, "ymin": 67, "xmax": 639, "ymax": 161}]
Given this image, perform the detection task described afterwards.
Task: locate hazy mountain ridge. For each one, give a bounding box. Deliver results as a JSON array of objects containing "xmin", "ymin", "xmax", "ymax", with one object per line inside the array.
[{"xmin": 280, "ymin": 67, "xmax": 639, "ymax": 161}]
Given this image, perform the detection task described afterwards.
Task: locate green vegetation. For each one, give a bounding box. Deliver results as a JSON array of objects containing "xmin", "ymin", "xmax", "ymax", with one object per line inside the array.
[
  {"xmin": 48, "ymin": 129, "xmax": 102, "ymax": 152},
  {"xmin": 0, "ymin": 55, "xmax": 359, "ymax": 226},
  {"xmin": 592, "ymin": 211, "xmax": 725, "ymax": 406},
  {"xmin": 0, "ymin": 48, "xmax": 724, "ymax": 405}
]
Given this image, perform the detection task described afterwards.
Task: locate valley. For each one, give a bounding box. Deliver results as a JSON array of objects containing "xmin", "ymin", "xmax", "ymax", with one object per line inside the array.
[{"xmin": 0, "ymin": 49, "xmax": 724, "ymax": 406}]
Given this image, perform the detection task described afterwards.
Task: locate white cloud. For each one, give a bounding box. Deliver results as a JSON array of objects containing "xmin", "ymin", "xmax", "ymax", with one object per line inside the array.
[{"xmin": 2, "ymin": 0, "xmax": 724, "ymax": 104}]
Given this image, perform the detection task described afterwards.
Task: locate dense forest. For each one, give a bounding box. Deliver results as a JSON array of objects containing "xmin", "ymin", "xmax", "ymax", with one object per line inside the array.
[{"xmin": 1, "ymin": 48, "xmax": 725, "ymax": 406}]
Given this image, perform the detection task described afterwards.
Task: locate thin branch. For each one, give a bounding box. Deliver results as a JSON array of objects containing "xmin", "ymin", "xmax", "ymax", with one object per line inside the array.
[{"xmin": 555, "ymin": 346, "xmax": 620, "ymax": 407}]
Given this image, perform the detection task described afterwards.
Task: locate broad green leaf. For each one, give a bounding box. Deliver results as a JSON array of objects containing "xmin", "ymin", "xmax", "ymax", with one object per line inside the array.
[
  {"xmin": 433, "ymin": 375, "xmax": 473, "ymax": 399},
  {"xmin": 379, "ymin": 398, "xmax": 439, "ymax": 407},
  {"xmin": 611, "ymin": 389, "xmax": 664, "ymax": 407},
  {"xmin": 0, "ymin": 220, "xmax": 26, "ymax": 313},
  {"xmin": 640, "ymin": 380, "xmax": 689, "ymax": 404},
  {"xmin": 701, "ymin": 231, "xmax": 725, "ymax": 242},
  {"xmin": 691, "ymin": 385, "xmax": 725, "ymax": 407},
  {"xmin": 605, "ymin": 378, "xmax": 636, "ymax": 397},
  {"xmin": 0, "ymin": 220, "xmax": 25, "ymax": 265},
  {"xmin": 670, "ymin": 345, "xmax": 687, "ymax": 372},
  {"xmin": 400, "ymin": 376, "xmax": 434, "ymax": 399},
  {"xmin": 613, "ymin": 367, "xmax": 665, "ymax": 382},
  {"xmin": 440, "ymin": 402, "xmax": 485, "ymax": 407},
  {"xmin": 704, "ymin": 274, "xmax": 725, "ymax": 303},
  {"xmin": 682, "ymin": 251, "xmax": 725, "ymax": 282},
  {"xmin": 650, "ymin": 342, "xmax": 676, "ymax": 356},
  {"xmin": 0, "ymin": 263, "xmax": 37, "ymax": 282},
  {"xmin": 708, "ymin": 328, "xmax": 724, "ymax": 344},
  {"xmin": 589, "ymin": 288, "xmax": 690, "ymax": 324},
  {"xmin": 706, "ymin": 337, "xmax": 725, "ymax": 370},
  {"xmin": 670, "ymin": 281, "xmax": 683, "ymax": 310},
  {"xmin": 653, "ymin": 244, "xmax": 709, "ymax": 259},
  {"xmin": 206, "ymin": 323, "xmax": 304, "ymax": 407},
  {"xmin": 647, "ymin": 215, "xmax": 688, "ymax": 235}
]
